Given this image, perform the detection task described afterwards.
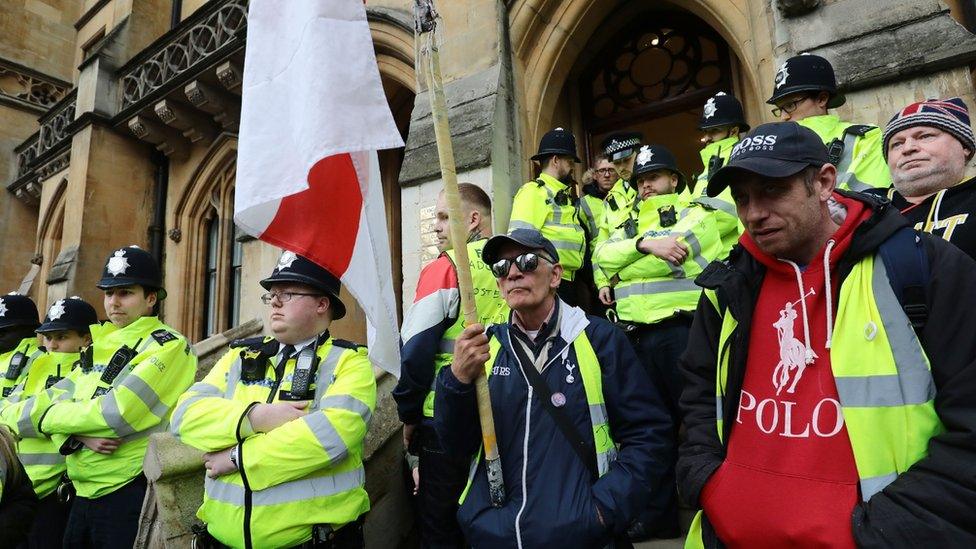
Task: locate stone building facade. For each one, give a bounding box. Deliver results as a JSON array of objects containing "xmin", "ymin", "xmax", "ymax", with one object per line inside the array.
[{"xmin": 2, "ymin": 0, "xmax": 976, "ymax": 545}]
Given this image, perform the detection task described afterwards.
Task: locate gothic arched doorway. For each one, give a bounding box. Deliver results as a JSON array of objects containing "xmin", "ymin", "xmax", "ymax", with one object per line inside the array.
[{"xmin": 578, "ymin": 10, "xmax": 736, "ymax": 188}]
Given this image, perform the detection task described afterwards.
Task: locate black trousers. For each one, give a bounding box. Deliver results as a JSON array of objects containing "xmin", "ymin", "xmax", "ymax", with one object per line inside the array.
[
  {"xmin": 62, "ymin": 476, "xmax": 146, "ymax": 549},
  {"xmin": 414, "ymin": 422, "xmax": 469, "ymax": 549},
  {"xmin": 17, "ymin": 491, "xmax": 71, "ymax": 549},
  {"xmin": 630, "ymin": 317, "xmax": 691, "ymax": 537}
]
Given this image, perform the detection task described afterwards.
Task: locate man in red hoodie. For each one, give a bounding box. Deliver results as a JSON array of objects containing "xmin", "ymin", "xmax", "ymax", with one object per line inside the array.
[{"xmin": 679, "ymin": 121, "xmax": 976, "ymax": 547}]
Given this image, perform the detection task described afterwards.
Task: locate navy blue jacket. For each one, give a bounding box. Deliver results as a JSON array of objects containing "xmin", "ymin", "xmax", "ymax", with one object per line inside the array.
[{"xmin": 435, "ymin": 301, "xmax": 672, "ymax": 548}]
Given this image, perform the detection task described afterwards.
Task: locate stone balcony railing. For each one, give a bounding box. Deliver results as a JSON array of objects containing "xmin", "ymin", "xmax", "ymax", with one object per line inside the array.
[
  {"xmin": 118, "ymin": 0, "xmax": 248, "ymax": 114},
  {"xmin": 7, "ymin": 90, "xmax": 77, "ymax": 203}
]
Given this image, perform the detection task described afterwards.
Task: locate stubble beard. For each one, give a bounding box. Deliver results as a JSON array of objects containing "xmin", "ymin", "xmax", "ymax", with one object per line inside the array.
[{"xmin": 892, "ymin": 162, "xmax": 961, "ymax": 199}]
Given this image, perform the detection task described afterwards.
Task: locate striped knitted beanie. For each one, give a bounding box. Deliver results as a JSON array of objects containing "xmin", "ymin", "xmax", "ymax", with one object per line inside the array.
[{"xmin": 883, "ymin": 97, "xmax": 976, "ymax": 160}]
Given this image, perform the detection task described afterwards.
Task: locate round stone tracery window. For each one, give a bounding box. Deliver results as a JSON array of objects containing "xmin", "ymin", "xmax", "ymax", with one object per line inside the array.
[{"xmin": 581, "ymin": 12, "xmax": 732, "ymax": 131}]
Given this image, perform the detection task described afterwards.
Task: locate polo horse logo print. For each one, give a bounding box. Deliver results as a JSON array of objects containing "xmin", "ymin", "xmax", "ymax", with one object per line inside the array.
[{"xmin": 772, "ymin": 289, "xmax": 817, "ymax": 395}]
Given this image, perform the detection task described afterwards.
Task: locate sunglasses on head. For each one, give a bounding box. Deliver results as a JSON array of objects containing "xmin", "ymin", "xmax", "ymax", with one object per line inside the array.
[{"xmin": 490, "ymin": 253, "xmax": 552, "ymax": 278}]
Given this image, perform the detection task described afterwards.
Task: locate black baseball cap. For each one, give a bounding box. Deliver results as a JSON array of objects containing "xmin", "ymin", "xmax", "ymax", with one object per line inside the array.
[
  {"xmin": 482, "ymin": 228, "xmax": 559, "ymax": 266},
  {"xmin": 707, "ymin": 122, "xmax": 829, "ymax": 198}
]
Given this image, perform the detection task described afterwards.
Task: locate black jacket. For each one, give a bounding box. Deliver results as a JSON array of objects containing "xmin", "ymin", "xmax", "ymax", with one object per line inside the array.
[
  {"xmin": 868, "ymin": 175, "xmax": 976, "ymax": 261},
  {"xmin": 678, "ymin": 191, "xmax": 976, "ymax": 547},
  {"xmin": 0, "ymin": 455, "xmax": 38, "ymax": 546}
]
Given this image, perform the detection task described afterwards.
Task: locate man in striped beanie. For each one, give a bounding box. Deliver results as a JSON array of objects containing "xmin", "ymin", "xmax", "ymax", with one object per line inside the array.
[{"xmin": 878, "ymin": 96, "xmax": 976, "ymax": 259}]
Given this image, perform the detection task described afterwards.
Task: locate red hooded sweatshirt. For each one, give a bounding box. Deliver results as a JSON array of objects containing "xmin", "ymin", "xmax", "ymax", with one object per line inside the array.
[{"xmin": 701, "ymin": 194, "xmax": 871, "ymax": 548}]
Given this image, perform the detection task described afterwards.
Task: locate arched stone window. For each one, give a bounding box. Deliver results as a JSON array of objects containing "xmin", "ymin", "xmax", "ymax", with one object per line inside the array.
[{"xmin": 170, "ymin": 135, "xmax": 241, "ymax": 340}]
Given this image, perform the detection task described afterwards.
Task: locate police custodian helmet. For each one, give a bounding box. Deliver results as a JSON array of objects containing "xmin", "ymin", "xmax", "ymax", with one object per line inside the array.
[
  {"xmin": 260, "ymin": 251, "xmax": 347, "ymax": 320},
  {"xmin": 699, "ymin": 92, "xmax": 750, "ymax": 132},
  {"xmin": 37, "ymin": 296, "xmax": 98, "ymax": 334},
  {"xmin": 767, "ymin": 54, "xmax": 845, "ymax": 109},
  {"xmin": 531, "ymin": 127, "xmax": 581, "ymax": 163},
  {"xmin": 96, "ymin": 245, "xmax": 167, "ymax": 299},
  {"xmin": 0, "ymin": 293, "xmax": 39, "ymax": 330},
  {"xmin": 633, "ymin": 145, "xmax": 687, "ymax": 190}
]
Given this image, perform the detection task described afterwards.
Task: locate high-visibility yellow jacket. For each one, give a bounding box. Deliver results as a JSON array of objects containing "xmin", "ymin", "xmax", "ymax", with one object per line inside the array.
[
  {"xmin": 0, "ymin": 338, "xmax": 43, "ymax": 400},
  {"xmin": 171, "ymin": 334, "xmax": 376, "ymax": 549},
  {"xmin": 22, "ymin": 316, "xmax": 195, "ymax": 499},
  {"xmin": 509, "ymin": 172, "xmax": 586, "ymax": 280},
  {"xmin": 579, "ymin": 189, "xmax": 610, "ymax": 288},
  {"xmin": 0, "ymin": 351, "xmax": 80, "ymax": 497},
  {"xmin": 594, "ymin": 194, "xmax": 721, "ymax": 324},
  {"xmin": 799, "ymin": 114, "xmax": 891, "ymax": 192},
  {"xmin": 593, "ymin": 178, "xmax": 639, "ymax": 289},
  {"xmin": 689, "ymin": 136, "xmax": 743, "ymax": 256}
]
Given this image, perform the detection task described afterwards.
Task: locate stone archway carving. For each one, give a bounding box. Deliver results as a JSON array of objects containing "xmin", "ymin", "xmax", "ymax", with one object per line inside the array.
[{"xmin": 508, "ymin": 0, "xmax": 771, "ymax": 166}]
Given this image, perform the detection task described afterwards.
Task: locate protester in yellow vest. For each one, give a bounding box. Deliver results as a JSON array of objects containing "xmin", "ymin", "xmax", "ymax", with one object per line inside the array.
[
  {"xmin": 680, "ymin": 121, "xmax": 976, "ymax": 547},
  {"xmin": 595, "ymin": 144, "xmax": 721, "ymax": 541},
  {"xmin": 393, "ymin": 183, "xmax": 508, "ymax": 548},
  {"xmin": 768, "ymin": 54, "xmax": 890, "ymax": 192},
  {"xmin": 510, "ymin": 127, "xmax": 588, "ymax": 306},
  {"xmin": 691, "ymin": 92, "xmax": 748, "ymax": 256},
  {"xmin": 0, "ymin": 293, "xmax": 42, "ymax": 401},
  {"xmin": 173, "ymin": 251, "xmax": 375, "ymax": 549},
  {"xmin": 16, "ymin": 246, "xmax": 195, "ymax": 548},
  {"xmin": 435, "ymin": 228, "xmax": 672, "ymax": 548},
  {"xmin": 594, "ymin": 131, "xmax": 643, "ymax": 308},
  {"xmin": 0, "ymin": 296, "xmax": 97, "ymax": 549}
]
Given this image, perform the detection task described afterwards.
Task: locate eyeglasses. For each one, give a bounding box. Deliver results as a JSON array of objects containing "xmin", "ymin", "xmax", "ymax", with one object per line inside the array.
[
  {"xmin": 260, "ymin": 291, "xmax": 322, "ymax": 305},
  {"xmin": 596, "ymin": 168, "xmax": 617, "ymax": 175},
  {"xmin": 770, "ymin": 95, "xmax": 811, "ymax": 117},
  {"xmin": 490, "ymin": 253, "xmax": 552, "ymax": 278}
]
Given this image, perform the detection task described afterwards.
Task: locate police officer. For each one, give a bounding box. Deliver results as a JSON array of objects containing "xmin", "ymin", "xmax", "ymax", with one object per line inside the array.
[
  {"xmin": 18, "ymin": 245, "xmax": 196, "ymax": 547},
  {"xmin": 0, "ymin": 293, "xmax": 42, "ymax": 400},
  {"xmin": 172, "ymin": 251, "xmax": 376, "ymax": 549},
  {"xmin": 768, "ymin": 54, "xmax": 890, "ymax": 191},
  {"xmin": 595, "ymin": 132, "xmax": 644, "ymax": 308},
  {"xmin": 594, "ymin": 145, "xmax": 722, "ymax": 540},
  {"xmin": 510, "ymin": 127, "xmax": 588, "ymax": 306},
  {"xmin": 578, "ymin": 154, "xmax": 617, "ymax": 313},
  {"xmin": 691, "ymin": 92, "xmax": 748, "ymax": 256},
  {"xmin": 393, "ymin": 184, "xmax": 508, "ymax": 548},
  {"xmin": 0, "ymin": 296, "xmax": 97, "ymax": 548}
]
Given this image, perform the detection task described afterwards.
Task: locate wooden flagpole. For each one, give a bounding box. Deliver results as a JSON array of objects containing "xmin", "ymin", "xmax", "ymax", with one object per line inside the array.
[{"xmin": 414, "ymin": 0, "xmax": 506, "ymax": 507}]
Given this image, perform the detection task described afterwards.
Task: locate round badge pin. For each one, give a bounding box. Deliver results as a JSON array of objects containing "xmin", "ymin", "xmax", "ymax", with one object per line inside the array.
[{"xmin": 551, "ymin": 392, "xmax": 567, "ymax": 407}]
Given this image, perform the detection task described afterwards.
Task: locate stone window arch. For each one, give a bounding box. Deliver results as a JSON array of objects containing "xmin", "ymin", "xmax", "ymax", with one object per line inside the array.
[
  {"xmin": 35, "ymin": 177, "xmax": 67, "ymax": 308},
  {"xmin": 170, "ymin": 135, "xmax": 240, "ymax": 340}
]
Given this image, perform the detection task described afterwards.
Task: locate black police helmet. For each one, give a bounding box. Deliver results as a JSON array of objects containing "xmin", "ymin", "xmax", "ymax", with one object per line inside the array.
[
  {"xmin": 633, "ymin": 145, "xmax": 687, "ymax": 190},
  {"xmin": 601, "ymin": 131, "xmax": 644, "ymax": 162},
  {"xmin": 699, "ymin": 92, "xmax": 750, "ymax": 132},
  {"xmin": 0, "ymin": 293, "xmax": 39, "ymax": 330},
  {"xmin": 96, "ymin": 246, "xmax": 166, "ymax": 300},
  {"xmin": 37, "ymin": 296, "xmax": 98, "ymax": 334},
  {"xmin": 767, "ymin": 54, "xmax": 845, "ymax": 109},
  {"xmin": 260, "ymin": 251, "xmax": 347, "ymax": 320},
  {"xmin": 531, "ymin": 127, "xmax": 581, "ymax": 163}
]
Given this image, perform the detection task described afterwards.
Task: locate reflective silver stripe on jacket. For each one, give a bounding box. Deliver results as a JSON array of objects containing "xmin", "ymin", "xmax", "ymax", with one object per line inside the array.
[
  {"xmin": 19, "ymin": 452, "xmax": 65, "ymax": 466},
  {"xmin": 169, "ymin": 382, "xmax": 222, "ymax": 436},
  {"xmin": 833, "ymin": 255, "xmax": 936, "ymax": 409},
  {"xmin": 225, "ymin": 358, "xmax": 243, "ymax": 399},
  {"xmin": 835, "ymin": 132, "xmax": 872, "ymax": 191},
  {"xmin": 693, "ymin": 196, "xmax": 736, "ymax": 216},
  {"xmin": 588, "ymin": 403, "xmax": 616, "ymax": 476},
  {"xmin": 578, "ymin": 196, "xmax": 599, "ymax": 237},
  {"xmin": 204, "ymin": 466, "xmax": 365, "ymax": 506},
  {"xmin": 614, "ymin": 278, "xmax": 700, "ymax": 299}
]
